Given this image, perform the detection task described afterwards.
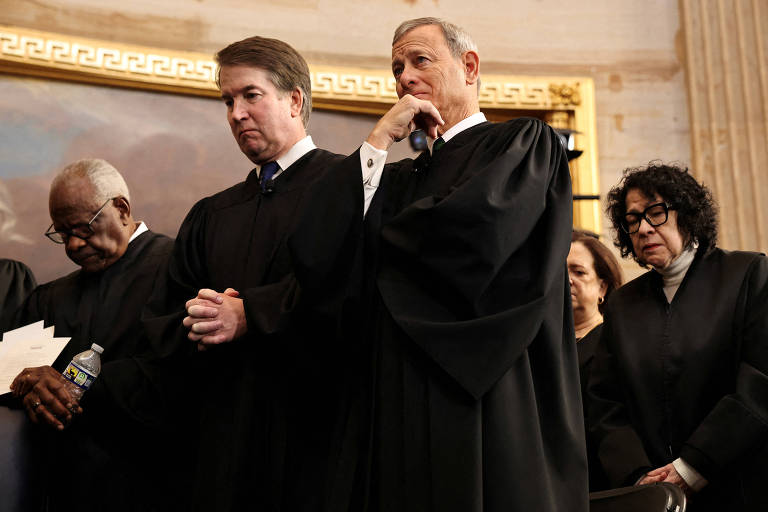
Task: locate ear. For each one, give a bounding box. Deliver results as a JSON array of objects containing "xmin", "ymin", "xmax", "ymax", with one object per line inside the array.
[
  {"xmin": 113, "ymin": 197, "xmax": 132, "ymax": 225},
  {"xmin": 462, "ymin": 50, "xmax": 480, "ymax": 86},
  {"xmin": 598, "ymin": 278, "xmax": 608, "ymax": 297},
  {"xmin": 289, "ymin": 87, "xmax": 303, "ymax": 118}
]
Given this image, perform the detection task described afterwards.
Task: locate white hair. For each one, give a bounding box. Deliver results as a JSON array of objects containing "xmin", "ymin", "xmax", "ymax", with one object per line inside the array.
[
  {"xmin": 393, "ymin": 17, "xmax": 478, "ymax": 59},
  {"xmin": 51, "ymin": 159, "xmax": 130, "ymax": 204}
]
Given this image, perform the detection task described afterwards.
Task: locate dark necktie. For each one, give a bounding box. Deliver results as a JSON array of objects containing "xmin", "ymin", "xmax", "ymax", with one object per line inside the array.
[
  {"xmin": 432, "ymin": 137, "xmax": 446, "ymax": 153},
  {"xmin": 260, "ymin": 161, "xmax": 279, "ymax": 192}
]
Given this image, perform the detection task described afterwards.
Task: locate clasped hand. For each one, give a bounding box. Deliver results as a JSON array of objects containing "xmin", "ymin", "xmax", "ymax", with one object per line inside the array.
[
  {"xmin": 183, "ymin": 288, "xmax": 247, "ymax": 349},
  {"xmin": 10, "ymin": 365, "xmax": 81, "ymax": 430}
]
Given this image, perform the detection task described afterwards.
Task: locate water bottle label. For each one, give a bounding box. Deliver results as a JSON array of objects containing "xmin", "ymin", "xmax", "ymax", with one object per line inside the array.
[{"xmin": 62, "ymin": 361, "xmax": 97, "ymax": 390}]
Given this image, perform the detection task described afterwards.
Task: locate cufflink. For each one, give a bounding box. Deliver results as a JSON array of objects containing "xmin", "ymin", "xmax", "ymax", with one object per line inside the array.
[{"xmin": 367, "ymin": 158, "xmax": 374, "ymax": 168}]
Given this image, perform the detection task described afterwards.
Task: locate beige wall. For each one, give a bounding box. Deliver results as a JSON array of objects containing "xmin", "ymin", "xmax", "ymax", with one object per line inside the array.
[{"xmin": 1, "ymin": 0, "xmax": 691, "ymax": 279}]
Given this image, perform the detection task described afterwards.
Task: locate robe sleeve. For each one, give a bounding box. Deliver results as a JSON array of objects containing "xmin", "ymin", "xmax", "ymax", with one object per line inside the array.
[
  {"xmin": 125, "ymin": 205, "xmax": 210, "ymax": 425},
  {"xmin": 586, "ymin": 314, "xmax": 653, "ymax": 486},
  {"xmin": 241, "ymin": 149, "xmax": 365, "ymax": 338},
  {"xmin": 141, "ymin": 200, "xmax": 210, "ymax": 360},
  {"xmin": 377, "ymin": 120, "xmax": 573, "ymax": 400},
  {"xmin": 0, "ymin": 259, "xmax": 37, "ymax": 333},
  {"xmin": 680, "ymin": 255, "xmax": 768, "ymax": 479},
  {"xmin": 4, "ymin": 283, "xmax": 50, "ymax": 337}
]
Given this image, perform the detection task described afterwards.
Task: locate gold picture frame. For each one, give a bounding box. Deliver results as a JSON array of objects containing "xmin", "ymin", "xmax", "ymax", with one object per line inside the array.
[{"xmin": 0, "ymin": 24, "xmax": 600, "ymax": 232}]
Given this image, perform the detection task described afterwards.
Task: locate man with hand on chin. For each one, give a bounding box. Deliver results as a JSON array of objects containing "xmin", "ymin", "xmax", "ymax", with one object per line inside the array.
[{"xmin": 287, "ymin": 17, "xmax": 587, "ymax": 512}]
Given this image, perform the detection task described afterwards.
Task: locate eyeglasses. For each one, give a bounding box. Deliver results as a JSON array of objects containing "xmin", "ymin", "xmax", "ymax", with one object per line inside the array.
[
  {"xmin": 44, "ymin": 197, "xmax": 115, "ymax": 244},
  {"xmin": 621, "ymin": 202, "xmax": 674, "ymax": 234}
]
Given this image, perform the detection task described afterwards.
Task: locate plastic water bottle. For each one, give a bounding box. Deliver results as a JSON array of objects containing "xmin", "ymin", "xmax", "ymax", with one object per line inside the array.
[{"xmin": 61, "ymin": 343, "xmax": 104, "ymax": 400}]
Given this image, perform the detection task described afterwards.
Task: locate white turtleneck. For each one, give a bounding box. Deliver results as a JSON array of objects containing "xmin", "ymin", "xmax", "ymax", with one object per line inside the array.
[{"xmin": 658, "ymin": 243, "xmax": 697, "ymax": 303}]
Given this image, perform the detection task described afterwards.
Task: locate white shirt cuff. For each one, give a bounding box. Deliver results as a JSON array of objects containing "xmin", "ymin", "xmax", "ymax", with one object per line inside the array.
[
  {"xmin": 360, "ymin": 141, "xmax": 387, "ymax": 216},
  {"xmin": 672, "ymin": 457, "xmax": 708, "ymax": 492}
]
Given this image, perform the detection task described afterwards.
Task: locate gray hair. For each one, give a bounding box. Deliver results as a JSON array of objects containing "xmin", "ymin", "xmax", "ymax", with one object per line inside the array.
[
  {"xmin": 51, "ymin": 159, "xmax": 130, "ymax": 204},
  {"xmin": 393, "ymin": 17, "xmax": 478, "ymax": 59}
]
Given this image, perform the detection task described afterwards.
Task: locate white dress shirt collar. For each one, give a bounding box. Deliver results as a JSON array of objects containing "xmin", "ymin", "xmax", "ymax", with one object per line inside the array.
[
  {"xmin": 438, "ymin": 112, "xmax": 487, "ymax": 145},
  {"xmin": 259, "ymin": 135, "xmax": 316, "ymax": 177},
  {"xmin": 128, "ymin": 221, "xmax": 148, "ymax": 243}
]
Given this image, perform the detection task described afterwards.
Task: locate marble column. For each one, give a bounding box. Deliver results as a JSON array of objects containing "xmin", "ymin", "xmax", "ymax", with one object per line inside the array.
[{"xmin": 681, "ymin": 0, "xmax": 768, "ymax": 252}]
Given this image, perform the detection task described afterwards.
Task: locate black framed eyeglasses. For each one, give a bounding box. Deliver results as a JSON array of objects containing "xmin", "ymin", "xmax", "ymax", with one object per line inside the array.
[
  {"xmin": 621, "ymin": 202, "xmax": 674, "ymax": 234},
  {"xmin": 44, "ymin": 197, "xmax": 116, "ymax": 244}
]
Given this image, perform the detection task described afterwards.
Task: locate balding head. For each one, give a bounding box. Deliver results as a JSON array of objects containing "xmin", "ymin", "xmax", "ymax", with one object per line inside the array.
[{"xmin": 48, "ymin": 159, "xmax": 136, "ymax": 273}]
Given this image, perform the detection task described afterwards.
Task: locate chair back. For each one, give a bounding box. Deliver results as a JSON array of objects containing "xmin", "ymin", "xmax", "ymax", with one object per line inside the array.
[{"xmin": 589, "ymin": 483, "xmax": 686, "ymax": 512}]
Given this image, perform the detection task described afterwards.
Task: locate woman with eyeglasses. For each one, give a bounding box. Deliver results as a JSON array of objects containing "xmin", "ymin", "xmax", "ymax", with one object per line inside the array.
[{"xmin": 586, "ymin": 162, "xmax": 768, "ymax": 511}]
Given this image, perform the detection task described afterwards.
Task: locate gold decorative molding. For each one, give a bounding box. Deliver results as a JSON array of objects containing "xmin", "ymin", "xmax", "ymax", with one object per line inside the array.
[
  {"xmin": 548, "ymin": 83, "xmax": 582, "ymax": 107},
  {"xmin": 309, "ymin": 67, "xmax": 585, "ymax": 113},
  {"xmin": 0, "ymin": 24, "xmax": 600, "ymax": 233},
  {"xmin": 0, "ymin": 25, "xmax": 219, "ymax": 96},
  {"xmin": 1, "ymin": 26, "xmax": 585, "ymax": 110}
]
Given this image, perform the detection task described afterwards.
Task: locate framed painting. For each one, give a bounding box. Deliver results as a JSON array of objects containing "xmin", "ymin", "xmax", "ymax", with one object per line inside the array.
[{"xmin": 0, "ymin": 25, "xmax": 599, "ymax": 282}]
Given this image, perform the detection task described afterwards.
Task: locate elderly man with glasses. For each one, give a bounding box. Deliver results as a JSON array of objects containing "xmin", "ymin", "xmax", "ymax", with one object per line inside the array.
[{"xmin": 3, "ymin": 158, "xmax": 174, "ymax": 510}]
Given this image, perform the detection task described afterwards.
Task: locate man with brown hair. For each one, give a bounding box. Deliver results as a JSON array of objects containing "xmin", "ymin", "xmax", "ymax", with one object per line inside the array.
[{"xmin": 142, "ymin": 36, "xmax": 343, "ymax": 511}]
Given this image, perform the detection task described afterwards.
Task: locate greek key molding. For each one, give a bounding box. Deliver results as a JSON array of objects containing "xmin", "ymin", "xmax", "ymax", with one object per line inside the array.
[
  {"xmin": 310, "ymin": 67, "xmax": 583, "ymax": 110},
  {"xmin": 0, "ymin": 25, "xmax": 217, "ymax": 94},
  {"xmin": 0, "ymin": 24, "xmax": 598, "ymax": 233},
  {"xmin": 1, "ymin": 26, "xmax": 585, "ymax": 110}
]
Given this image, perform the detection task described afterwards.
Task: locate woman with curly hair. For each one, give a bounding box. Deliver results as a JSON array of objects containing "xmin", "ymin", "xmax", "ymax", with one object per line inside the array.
[{"xmin": 586, "ymin": 162, "xmax": 768, "ymax": 511}]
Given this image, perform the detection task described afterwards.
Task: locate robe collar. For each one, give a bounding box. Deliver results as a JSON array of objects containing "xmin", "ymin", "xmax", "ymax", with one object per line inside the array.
[
  {"xmin": 658, "ymin": 243, "xmax": 698, "ymax": 302},
  {"xmin": 648, "ymin": 244, "xmax": 709, "ymax": 305},
  {"xmin": 256, "ymin": 135, "xmax": 316, "ymax": 180},
  {"xmin": 433, "ymin": 112, "xmax": 487, "ymax": 149}
]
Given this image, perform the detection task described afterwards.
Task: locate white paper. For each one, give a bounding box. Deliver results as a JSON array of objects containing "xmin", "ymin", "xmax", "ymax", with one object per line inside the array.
[
  {"xmin": 1, "ymin": 320, "xmax": 47, "ymax": 344},
  {"xmin": 0, "ymin": 322, "xmax": 70, "ymax": 395}
]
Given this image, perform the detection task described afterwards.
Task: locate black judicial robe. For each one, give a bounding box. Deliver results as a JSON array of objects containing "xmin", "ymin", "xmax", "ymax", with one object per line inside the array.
[
  {"xmin": 140, "ymin": 148, "xmax": 345, "ymax": 512},
  {"xmin": 587, "ymin": 248, "xmax": 768, "ymax": 511},
  {"xmin": 8, "ymin": 230, "xmax": 174, "ymax": 511},
  {"xmin": 291, "ymin": 118, "xmax": 588, "ymax": 512},
  {"xmin": 0, "ymin": 258, "xmax": 36, "ymax": 331},
  {"xmin": 576, "ymin": 324, "xmax": 609, "ymax": 491}
]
